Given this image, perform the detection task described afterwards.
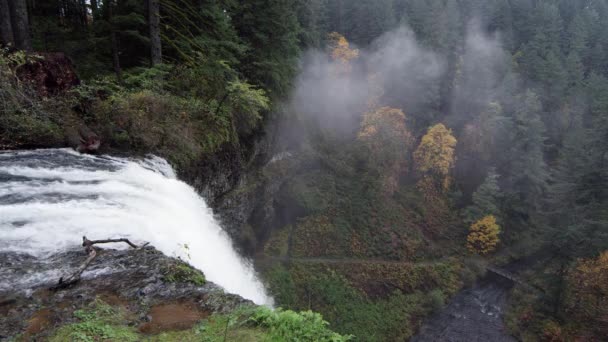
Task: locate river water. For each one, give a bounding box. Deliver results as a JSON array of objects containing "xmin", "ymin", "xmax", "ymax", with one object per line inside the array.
[
  {"xmin": 0, "ymin": 149, "xmax": 271, "ymax": 305},
  {"xmin": 412, "ymin": 273, "xmax": 516, "ymax": 341}
]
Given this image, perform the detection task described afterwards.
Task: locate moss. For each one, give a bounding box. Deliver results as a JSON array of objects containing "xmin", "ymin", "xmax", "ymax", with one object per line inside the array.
[{"xmin": 163, "ymin": 261, "xmax": 206, "ymax": 286}]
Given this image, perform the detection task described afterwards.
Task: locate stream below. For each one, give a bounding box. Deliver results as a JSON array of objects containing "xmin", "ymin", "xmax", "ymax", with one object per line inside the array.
[{"xmin": 412, "ymin": 273, "xmax": 516, "ymax": 341}]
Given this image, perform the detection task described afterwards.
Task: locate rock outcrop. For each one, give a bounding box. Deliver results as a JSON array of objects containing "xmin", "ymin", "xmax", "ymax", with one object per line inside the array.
[{"xmin": 0, "ymin": 246, "xmax": 250, "ymax": 340}]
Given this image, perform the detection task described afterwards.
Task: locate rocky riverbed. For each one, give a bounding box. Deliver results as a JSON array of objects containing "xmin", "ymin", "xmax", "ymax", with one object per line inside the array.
[{"xmin": 411, "ymin": 274, "xmax": 516, "ymax": 342}]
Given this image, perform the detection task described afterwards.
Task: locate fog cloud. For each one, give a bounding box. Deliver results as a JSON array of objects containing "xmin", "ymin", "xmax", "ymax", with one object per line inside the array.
[{"xmin": 280, "ymin": 21, "xmax": 510, "ymax": 149}]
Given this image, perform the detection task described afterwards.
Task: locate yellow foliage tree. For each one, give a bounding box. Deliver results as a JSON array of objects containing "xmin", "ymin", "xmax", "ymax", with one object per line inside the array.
[
  {"xmin": 327, "ymin": 32, "xmax": 359, "ymax": 75},
  {"xmin": 466, "ymin": 215, "xmax": 501, "ymax": 255},
  {"xmin": 358, "ymin": 107, "xmax": 413, "ymax": 195},
  {"xmin": 566, "ymin": 251, "xmax": 608, "ymax": 335},
  {"xmin": 414, "ymin": 123, "xmax": 457, "ymax": 191}
]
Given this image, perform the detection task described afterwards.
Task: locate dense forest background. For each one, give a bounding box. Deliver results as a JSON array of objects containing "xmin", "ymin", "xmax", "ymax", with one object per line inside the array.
[{"xmin": 1, "ymin": 0, "xmax": 607, "ymax": 340}]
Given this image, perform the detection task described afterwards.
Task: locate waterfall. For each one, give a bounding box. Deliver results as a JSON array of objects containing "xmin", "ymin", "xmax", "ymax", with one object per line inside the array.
[{"xmin": 0, "ymin": 148, "xmax": 272, "ymax": 305}]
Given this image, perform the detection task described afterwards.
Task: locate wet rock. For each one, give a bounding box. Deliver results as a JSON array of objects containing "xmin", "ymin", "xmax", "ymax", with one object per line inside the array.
[
  {"xmin": 0, "ymin": 246, "xmax": 252, "ymax": 339},
  {"xmin": 65, "ymin": 125, "xmax": 101, "ymax": 154}
]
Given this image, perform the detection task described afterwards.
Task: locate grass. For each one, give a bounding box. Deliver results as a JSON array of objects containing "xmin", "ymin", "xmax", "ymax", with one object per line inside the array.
[
  {"xmin": 46, "ymin": 299, "xmax": 349, "ymax": 342},
  {"xmin": 50, "ymin": 299, "xmax": 139, "ymax": 342}
]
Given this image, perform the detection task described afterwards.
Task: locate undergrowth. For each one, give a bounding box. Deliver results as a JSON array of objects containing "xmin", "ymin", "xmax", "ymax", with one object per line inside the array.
[{"xmin": 47, "ymin": 299, "xmax": 349, "ymax": 342}]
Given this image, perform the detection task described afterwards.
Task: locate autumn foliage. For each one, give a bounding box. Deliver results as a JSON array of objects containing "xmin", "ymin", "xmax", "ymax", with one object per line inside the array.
[
  {"xmin": 358, "ymin": 106, "xmax": 413, "ymax": 194},
  {"xmin": 565, "ymin": 251, "xmax": 608, "ymax": 335},
  {"xmin": 414, "ymin": 123, "xmax": 457, "ymax": 191},
  {"xmin": 466, "ymin": 215, "xmax": 501, "ymax": 255},
  {"xmin": 327, "ymin": 32, "xmax": 359, "ymax": 75}
]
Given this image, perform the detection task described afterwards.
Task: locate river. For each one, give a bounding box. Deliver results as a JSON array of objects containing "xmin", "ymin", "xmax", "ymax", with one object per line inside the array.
[{"xmin": 412, "ymin": 273, "xmax": 516, "ymax": 341}]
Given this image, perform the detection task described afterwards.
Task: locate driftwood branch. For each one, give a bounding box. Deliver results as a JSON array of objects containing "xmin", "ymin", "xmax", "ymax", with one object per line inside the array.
[{"xmin": 50, "ymin": 236, "xmax": 148, "ymax": 291}]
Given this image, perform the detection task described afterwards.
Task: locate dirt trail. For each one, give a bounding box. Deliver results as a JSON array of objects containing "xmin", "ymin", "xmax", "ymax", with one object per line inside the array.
[{"xmin": 255, "ymin": 255, "xmax": 449, "ymax": 267}]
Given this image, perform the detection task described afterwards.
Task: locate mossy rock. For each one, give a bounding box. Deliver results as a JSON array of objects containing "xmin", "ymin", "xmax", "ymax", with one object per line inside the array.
[{"xmin": 162, "ymin": 261, "xmax": 206, "ymax": 286}]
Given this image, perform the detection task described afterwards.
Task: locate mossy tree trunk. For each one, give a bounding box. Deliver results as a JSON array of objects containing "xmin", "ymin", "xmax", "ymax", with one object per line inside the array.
[
  {"xmin": 149, "ymin": 0, "xmax": 161, "ymax": 66},
  {"xmin": 9, "ymin": 0, "xmax": 31, "ymax": 51},
  {"xmin": 0, "ymin": 0, "xmax": 14, "ymax": 46}
]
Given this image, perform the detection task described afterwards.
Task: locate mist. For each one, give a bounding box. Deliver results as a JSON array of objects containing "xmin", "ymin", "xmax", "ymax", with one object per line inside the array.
[{"xmin": 284, "ymin": 21, "xmax": 511, "ymax": 148}]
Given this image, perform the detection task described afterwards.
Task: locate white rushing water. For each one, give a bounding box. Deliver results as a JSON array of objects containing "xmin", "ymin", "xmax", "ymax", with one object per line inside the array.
[{"xmin": 0, "ymin": 149, "xmax": 272, "ymax": 305}]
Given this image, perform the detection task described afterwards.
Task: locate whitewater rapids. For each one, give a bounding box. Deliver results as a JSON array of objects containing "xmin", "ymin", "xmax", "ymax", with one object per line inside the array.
[{"xmin": 0, "ymin": 149, "xmax": 272, "ymax": 305}]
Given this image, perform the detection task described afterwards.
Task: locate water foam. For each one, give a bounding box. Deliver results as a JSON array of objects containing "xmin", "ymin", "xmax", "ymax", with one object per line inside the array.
[{"xmin": 0, "ymin": 149, "xmax": 272, "ymax": 305}]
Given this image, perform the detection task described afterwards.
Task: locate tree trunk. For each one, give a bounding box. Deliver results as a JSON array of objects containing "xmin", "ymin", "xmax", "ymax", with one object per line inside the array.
[
  {"xmin": 107, "ymin": 0, "xmax": 122, "ymax": 83},
  {"xmin": 148, "ymin": 0, "xmax": 161, "ymax": 66},
  {"xmin": 90, "ymin": 0, "xmax": 99, "ymax": 20},
  {"xmin": 0, "ymin": 0, "xmax": 14, "ymax": 46},
  {"xmin": 9, "ymin": 0, "xmax": 32, "ymax": 51},
  {"xmin": 80, "ymin": 0, "xmax": 88, "ymax": 26}
]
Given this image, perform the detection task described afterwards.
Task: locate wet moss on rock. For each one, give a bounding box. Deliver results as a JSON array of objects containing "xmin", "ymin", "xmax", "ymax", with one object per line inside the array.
[{"xmin": 162, "ymin": 261, "xmax": 206, "ymax": 286}]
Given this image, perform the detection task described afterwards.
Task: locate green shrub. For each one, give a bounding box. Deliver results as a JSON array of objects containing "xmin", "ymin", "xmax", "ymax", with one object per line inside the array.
[
  {"xmin": 428, "ymin": 289, "xmax": 446, "ymax": 311},
  {"xmin": 0, "ymin": 49, "xmax": 64, "ymax": 148},
  {"xmin": 250, "ymin": 307, "xmax": 352, "ymax": 342}
]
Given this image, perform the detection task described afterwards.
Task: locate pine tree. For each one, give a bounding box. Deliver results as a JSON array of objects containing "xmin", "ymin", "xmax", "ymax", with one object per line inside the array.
[
  {"xmin": 342, "ymin": 0, "xmax": 396, "ymax": 46},
  {"xmin": 296, "ymin": 0, "xmax": 328, "ymax": 48},
  {"xmin": 504, "ymin": 90, "xmax": 548, "ymax": 230},
  {"xmin": 233, "ymin": 0, "xmax": 301, "ymax": 97},
  {"xmin": 463, "ymin": 168, "xmax": 502, "ymax": 225},
  {"xmin": 546, "ymin": 113, "xmax": 597, "ymax": 258}
]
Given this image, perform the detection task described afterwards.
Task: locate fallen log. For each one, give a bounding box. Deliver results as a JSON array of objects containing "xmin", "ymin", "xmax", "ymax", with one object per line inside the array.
[{"xmin": 50, "ymin": 236, "xmax": 148, "ymax": 291}]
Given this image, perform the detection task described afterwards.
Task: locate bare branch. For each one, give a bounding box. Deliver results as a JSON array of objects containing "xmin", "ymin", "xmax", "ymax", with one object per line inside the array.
[{"xmin": 50, "ymin": 236, "xmax": 148, "ymax": 291}]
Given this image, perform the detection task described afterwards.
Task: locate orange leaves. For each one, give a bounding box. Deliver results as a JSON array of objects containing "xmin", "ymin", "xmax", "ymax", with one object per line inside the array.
[
  {"xmin": 358, "ymin": 107, "xmax": 410, "ymax": 143},
  {"xmin": 357, "ymin": 107, "xmax": 413, "ymax": 195},
  {"xmin": 570, "ymin": 251, "xmax": 608, "ymax": 303},
  {"xmin": 466, "ymin": 215, "xmax": 501, "ymax": 255},
  {"xmin": 327, "ymin": 32, "xmax": 359, "ymax": 75},
  {"xmin": 414, "ymin": 123, "xmax": 457, "ymax": 191},
  {"xmin": 566, "ymin": 251, "xmax": 608, "ymax": 336}
]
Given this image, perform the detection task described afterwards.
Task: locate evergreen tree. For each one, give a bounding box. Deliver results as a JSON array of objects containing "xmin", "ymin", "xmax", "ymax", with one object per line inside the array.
[
  {"xmin": 463, "ymin": 168, "xmax": 502, "ymax": 225},
  {"xmin": 504, "ymin": 90, "xmax": 548, "ymax": 230},
  {"xmin": 233, "ymin": 0, "xmax": 301, "ymax": 97},
  {"xmin": 546, "ymin": 114, "xmax": 598, "ymax": 259},
  {"xmin": 342, "ymin": 0, "xmax": 396, "ymax": 46},
  {"xmin": 295, "ymin": 0, "xmax": 328, "ymax": 48}
]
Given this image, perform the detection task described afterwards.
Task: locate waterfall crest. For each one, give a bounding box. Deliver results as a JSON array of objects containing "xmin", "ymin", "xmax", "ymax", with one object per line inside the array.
[{"xmin": 0, "ymin": 149, "xmax": 272, "ymax": 305}]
